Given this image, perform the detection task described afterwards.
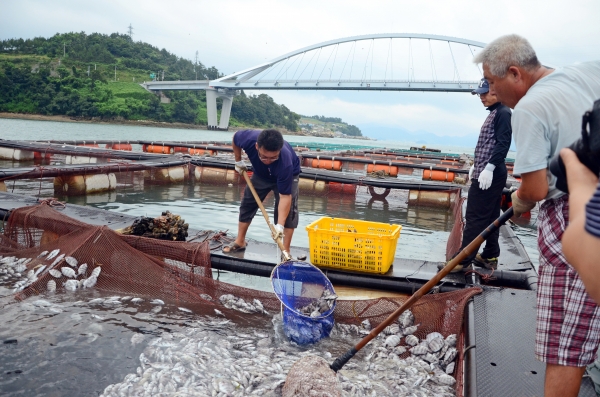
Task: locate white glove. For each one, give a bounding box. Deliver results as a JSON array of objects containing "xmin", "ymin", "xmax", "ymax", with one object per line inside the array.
[
  {"xmin": 468, "ymin": 165, "xmax": 474, "ymax": 180},
  {"xmin": 234, "ymin": 160, "xmax": 247, "ymax": 174},
  {"xmin": 478, "ymin": 164, "xmax": 495, "ymax": 190},
  {"xmin": 272, "ymin": 224, "xmax": 284, "ymax": 241}
]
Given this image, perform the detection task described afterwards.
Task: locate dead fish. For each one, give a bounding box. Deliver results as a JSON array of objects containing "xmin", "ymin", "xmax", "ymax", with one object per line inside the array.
[
  {"xmin": 49, "ymin": 269, "xmax": 62, "ymax": 278},
  {"xmin": 47, "ymin": 280, "xmax": 56, "ymax": 292},
  {"xmin": 409, "ymin": 345, "xmax": 429, "ymax": 356},
  {"xmin": 78, "ymin": 263, "xmax": 88, "ymax": 276},
  {"xmin": 384, "ymin": 334, "xmax": 401, "ymax": 348},
  {"xmin": 34, "ymin": 265, "xmax": 46, "ymax": 277},
  {"xmin": 151, "ymin": 306, "xmax": 162, "ymax": 314},
  {"xmin": 46, "ymin": 249, "xmax": 60, "ymax": 260},
  {"xmin": 65, "ymin": 256, "xmax": 78, "ymax": 267},
  {"xmin": 405, "ymin": 335, "xmax": 419, "ymax": 346},
  {"xmin": 422, "ymin": 353, "xmax": 439, "ymax": 363},
  {"xmin": 82, "ymin": 275, "xmax": 97, "ymax": 288},
  {"xmin": 445, "ymin": 361, "xmax": 455, "ymax": 374},
  {"xmin": 214, "ymin": 309, "xmax": 224, "ymax": 316},
  {"xmin": 445, "ymin": 334, "xmax": 457, "ymax": 347},
  {"xmin": 426, "ymin": 332, "xmax": 444, "ymax": 343},
  {"xmin": 90, "ymin": 266, "xmax": 101, "ymax": 278},
  {"xmin": 199, "ymin": 293, "xmax": 212, "ymax": 301},
  {"xmin": 150, "ymin": 299, "xmax": 164, "ymax": 305},
  {"xmin": 361, "ymin": 319, "xmax": 372, "ymax": 330},
  {"xmin": 443, "ymin": 347, "xmax": 457, "ymax": 365},
  {"xmin": 50, "ymin": 254, "xmax": 65, "ymax": 267},
  {"xmin": 383, "ymin": 323, "xmax": 400, "ymax": 335},
  {"xmin": 64, "ymin": 279, "xmax": 78, "ymax": 291},
  {"xmin": 131, "ymin": 298, "xmax": 144, "ymax": 304},
  {"xmin": 428, "ymin": 337, "xmax": 445, "ymax": 353},
  {"xmin": 37, "ymin": 250, "xmax": 49, "ymax": 258},
  {"xmin": 178, "ymin": 307, "xmax": 193, "ymax": 313},
  {"xmin": 398, "ymin": 310, "xmax": 415, "ymax": 328},
  {"xmin": 61, "ymin": 267, "xmax": 76, "ymax": 278},
  {"xmin": 434, "ymin": 373, "xmax": 456, "ymax": 386},
  {"xmin": 403, "ymin": 325, "xmax": 418, "ymax": 336}
]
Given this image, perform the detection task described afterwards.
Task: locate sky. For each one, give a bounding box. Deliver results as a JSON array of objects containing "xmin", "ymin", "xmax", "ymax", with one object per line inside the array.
[{"xmin": 1, "ymin": 0, "xmax": 599, "ymax": 145}]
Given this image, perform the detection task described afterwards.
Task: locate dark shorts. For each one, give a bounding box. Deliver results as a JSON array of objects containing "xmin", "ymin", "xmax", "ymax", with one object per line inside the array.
[{"xmin": 239, "ymin": 173, "xmax": 299, "ymax": 229}]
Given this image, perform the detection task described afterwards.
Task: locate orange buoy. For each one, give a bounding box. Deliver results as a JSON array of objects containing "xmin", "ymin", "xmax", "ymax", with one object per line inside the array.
[
  {"xmin": 106, "ymin": 143, "xmax": 132, "ymax": 151},
  {"xmin": 77, "ymin": 143, "xmax": 99, "ymax": 148},
  {"xmin": 33, "ymin": 151, "xmax": 52, "ymax": 160},
  {"xmin": 422, "ymin": 169, "xmax": 455, "ymax": 182},
  {"xmin": 174, "ymin": 146, "xmax": 189, "ymax": 153},
  {"xmin": 144, "ymin": 145, "xmax": 174, "ymax": 154},
  {"xmin": 367, "ymin": 164, "xmax": 399, "ymax": 177},
  {"xmin": 189, "ymin": 148, "xmax": 215, "ymax": 156},
  {"xmin": 328, "ymin": 182, "xmax": 357, "ymax": 195},
  {"xmin": 311, "ymin": 159, "xmax": 342, "ymax": 171}
]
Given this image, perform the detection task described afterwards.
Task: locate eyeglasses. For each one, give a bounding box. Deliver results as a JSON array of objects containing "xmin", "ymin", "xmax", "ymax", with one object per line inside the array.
[{"xmin": 257, "ymin": 151, "xmax": 279, "ymax": 162}]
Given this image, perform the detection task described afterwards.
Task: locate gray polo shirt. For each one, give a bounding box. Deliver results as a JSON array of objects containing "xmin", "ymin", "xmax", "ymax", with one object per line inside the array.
[{"xmin": 512, "ymin": 61, "xmax": 600, "ymax": 199}]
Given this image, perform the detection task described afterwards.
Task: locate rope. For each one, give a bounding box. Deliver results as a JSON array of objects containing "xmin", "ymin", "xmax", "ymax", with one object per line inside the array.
[
  {"xmin": 37, "ymin": 197, "xmax": 66, "ymax": 209},
  {"xmin": 464, "ymin": 268, "xmax": 496, "ymax": 283}
]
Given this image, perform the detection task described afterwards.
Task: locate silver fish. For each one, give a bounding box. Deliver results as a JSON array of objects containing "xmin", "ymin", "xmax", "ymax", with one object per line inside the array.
[
  {"xmin": 199, "ymin": 293, "xmax": 212, "ymax": 301},
  {"xmin": 78, "ymin": 263, "xmax": 88, "ymax": 276},
  {"xmin": 61, "ymin": 267, "xmax": 76, "ymax": 278},
  {"xmin": 445, "ymin": 361, "xmax": 455, "ymax": 374},
  {"xmin": 83, "ymin": 275, "xmax": 97, "ymax": 288},
  {"xmin": 443, "ymin": 347, "xmax": 457, "ymax": 365},
  {"xmin": 150, "ymin": 299, "xmax": 165, "ymax": 305},
  {"xmin": 403, "ymin": 325, "xmax": 418, "ymax": 335},
  {"xmin": 64, "ymin": 279, "xmax": 78, "ymax": 291},
  {"xmin": 178, "ymin": 307, "xmax": 193, "ymax": 313},
  {"xmin": 434, "ymin": 373, "xmax": 456, "ymax": 386},
  {"xmin": 37, "ymin": 250, "xmax": 49, "ymax": 258},
  {"xmin": 46, "ymin": 249, "xmax": 60, "ymax": 260},
  {"xmin": 361, "ymin": 319, "xmax": 372, "ymax": 330},
  {"xmin": 131, "ymin": 298, "xmax": 144, "ymax": 304},
  {"xmin": 426, "ymin": 332, "xmax": 444, "ymax": 343},
  {"xmin": 50, "ymin": 254, "xmax": 65, "ymax": 267},
  {"xmin": 422, "ymin": 353, "xmax": 439, "ymax": 363},
  {"xmin": 65, "ymin": 256, "xmax": 78, "ymax": 267},
  {"xmin": 428, "ymin": 337, "xmax": 445, "ymax": 353},
  {"xmin": 49, "ymin": 269, "xmax": 62, "ymax": 278},
  {"xmin": 384, "ymin": 334, "xmax": 401, "ymax": 348},
  {"xmin": 445, "ymin": 334, "xmax": 457, "ymax": 347},
  {"xmin": 90, "ymin": 266, "xmax": 101, "ymax": 278},
  {"xmin": 34, "ymin": 265, "xmax": 46, "ymax": 277},
  {"xmin": 410, "ymin": 345, "xmax": 429, "ymax": 355},
  {"xmin": 383, "ymin": 323, "xmax": 400, "ymax": 335},
  {"xmin": 398, "ymin": 310, "xmax": 415, "ymax": 328},
  {"xmin": 404, "ymin": 334, "xmax": 419, "ymax": 346},
  {"xmin": 47, "ymin": 280, "xmax": 56, "ymax": 292}
]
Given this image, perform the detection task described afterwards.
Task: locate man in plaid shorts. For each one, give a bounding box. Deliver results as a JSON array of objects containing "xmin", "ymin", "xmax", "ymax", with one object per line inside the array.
[{"xmin": 475, "ymin": 34, "xmax": 600, "ymax": 397}]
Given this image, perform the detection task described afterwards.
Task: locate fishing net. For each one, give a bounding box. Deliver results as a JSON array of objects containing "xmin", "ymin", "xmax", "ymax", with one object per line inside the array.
[
  {"xmin": 0, "ymin": 202, "xmax": 479, "ymax": 396},
  {"xmin": 446, "ymin": 188, "xmax": 467, "ymax": 261},
  {"xmin": 272, "ymin": 261, "xmax": 337, "ymax": 345}
]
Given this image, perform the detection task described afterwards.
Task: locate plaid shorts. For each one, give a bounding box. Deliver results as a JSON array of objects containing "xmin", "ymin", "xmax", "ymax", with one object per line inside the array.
[{"xmin": 535, "ymin": 195, "xmax": 600, "ymax": 367}]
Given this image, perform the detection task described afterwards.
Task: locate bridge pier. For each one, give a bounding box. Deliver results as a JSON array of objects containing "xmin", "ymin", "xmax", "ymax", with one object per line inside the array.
[{"xmin": 206, "ymin": 88, "xmax": 237, "ymax": 131}]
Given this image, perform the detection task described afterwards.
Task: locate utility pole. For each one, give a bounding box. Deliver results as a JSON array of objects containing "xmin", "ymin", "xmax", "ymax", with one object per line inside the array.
[
  {"xmin": 87, "ymin": 65, "xmax": 90, "ymax": 77},
  {"xmin": 63, "ymin": 42, "xmax": 66, "ymax": 57},
  {"xmin": 195, "ymin": 51, "xmax": 199, "ymax": 80},
  {"xmin": 114, "ymin": 65, "xmax": 117, "ymax": 81},
  {"xmin": 127, "ymin": 24, "xmax": 134, "ymax": 39}
]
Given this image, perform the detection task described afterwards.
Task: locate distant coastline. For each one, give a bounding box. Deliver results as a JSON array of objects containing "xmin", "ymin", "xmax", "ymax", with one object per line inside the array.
[{"xmin": 0, "ymin": 112, "xmax": 304, "ymax": 136}]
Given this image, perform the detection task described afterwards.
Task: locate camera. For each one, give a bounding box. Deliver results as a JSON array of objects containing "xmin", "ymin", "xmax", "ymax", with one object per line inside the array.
[{"xmin": 549, "ymin": 98, "xmax": 600, "ymax": 193}]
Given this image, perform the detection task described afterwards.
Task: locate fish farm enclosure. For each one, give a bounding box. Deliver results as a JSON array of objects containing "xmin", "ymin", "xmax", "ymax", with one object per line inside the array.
[{"xmin": 0, "ymin": 136, "xmax": 596, "ymax": 397}]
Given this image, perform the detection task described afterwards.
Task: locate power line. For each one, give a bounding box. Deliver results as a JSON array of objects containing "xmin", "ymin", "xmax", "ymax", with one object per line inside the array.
[{"xmin": 127, "ymin": 24, "xmax": 134, "ymax": 39}]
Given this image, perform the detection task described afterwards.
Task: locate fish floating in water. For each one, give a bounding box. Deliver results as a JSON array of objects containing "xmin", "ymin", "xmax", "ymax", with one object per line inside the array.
[{"xmin": 219, "ymin": 294, "xmax": 268, "ymax": 314}]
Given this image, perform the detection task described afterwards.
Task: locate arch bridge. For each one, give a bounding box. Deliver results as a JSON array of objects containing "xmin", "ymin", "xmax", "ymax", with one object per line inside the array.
[{"xmin": 141, "ymin": 33, "xmax": 486, "ymax": 130}]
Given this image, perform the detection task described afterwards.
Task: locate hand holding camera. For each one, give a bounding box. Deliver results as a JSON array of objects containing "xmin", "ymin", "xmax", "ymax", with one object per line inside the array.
[{"xmin": 550, "ymin": 99, "xmax": 600, "ymax": 193}]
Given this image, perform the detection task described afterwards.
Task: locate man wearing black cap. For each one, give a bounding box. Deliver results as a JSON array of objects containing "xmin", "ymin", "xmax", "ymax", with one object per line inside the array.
[{"xmin": 440, "ymin": 78, "xmax": 512, "ymax": 272}]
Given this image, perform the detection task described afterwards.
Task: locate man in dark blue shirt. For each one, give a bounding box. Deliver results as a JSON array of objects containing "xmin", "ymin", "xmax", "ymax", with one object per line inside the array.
[
  {"xmin": 223, "ymin": 129, "xmax": 301, "ymax": 256},
  {"xmin": 440, "ymin": 78, "xmax": 512, "ymax": 272}
]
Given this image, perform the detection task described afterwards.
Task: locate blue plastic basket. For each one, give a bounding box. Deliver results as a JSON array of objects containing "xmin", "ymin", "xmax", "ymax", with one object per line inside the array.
[{"xmin": 271, "ymin": 261, "xmax": 336, "ymax": 345}]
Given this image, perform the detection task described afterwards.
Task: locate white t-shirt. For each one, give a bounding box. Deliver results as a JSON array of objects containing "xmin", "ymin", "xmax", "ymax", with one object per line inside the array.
[{"xmin": 512, "ymin": 61, "xmax": 600, "ymax": 199}]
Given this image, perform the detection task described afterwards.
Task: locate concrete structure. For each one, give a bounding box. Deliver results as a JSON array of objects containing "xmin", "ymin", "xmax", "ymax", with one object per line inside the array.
[{"xmin": 140, "ymin": 33, "xmax": 486, "ymax": 130}]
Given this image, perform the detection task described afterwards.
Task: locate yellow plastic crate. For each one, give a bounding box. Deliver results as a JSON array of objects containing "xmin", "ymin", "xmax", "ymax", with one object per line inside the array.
[{"xmin": 306, "ymin": 217, "xmax": 401, "ymax": 274}]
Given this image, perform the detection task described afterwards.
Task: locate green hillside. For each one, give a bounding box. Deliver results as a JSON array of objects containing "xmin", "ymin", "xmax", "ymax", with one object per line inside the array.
[{"xmin": 0, "ymin": 32, "xmax": 299, "ymax": 130}]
